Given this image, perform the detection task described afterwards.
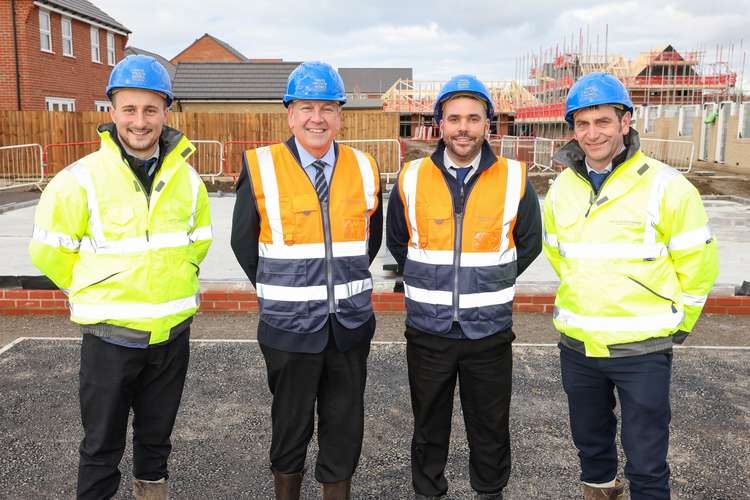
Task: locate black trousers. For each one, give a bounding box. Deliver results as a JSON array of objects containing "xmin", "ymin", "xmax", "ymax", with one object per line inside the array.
[
  {"xmin": 77, "ymin": 330, "xmax": 190, "ymax": 500},
  {"xmin": 259, "ymin": 337, "xmax": 370, "ymax": 483},
  {"xmin": 406, "ymin": 327, "xmax": 513, "ymax": 497},
  {"xmin": 560, "ymin": 345, "xmax": 672, "ymax": 500}
]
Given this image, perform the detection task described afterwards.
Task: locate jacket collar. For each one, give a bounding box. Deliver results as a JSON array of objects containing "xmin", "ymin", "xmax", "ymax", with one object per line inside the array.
[{"xmin": 552, "ymin": 128, "xmax": 641, "ymax": 180}]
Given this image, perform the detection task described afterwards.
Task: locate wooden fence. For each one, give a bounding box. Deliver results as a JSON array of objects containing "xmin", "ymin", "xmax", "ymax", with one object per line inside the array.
[{"xmin": 0, "ymin": 111, "xmax": 400, "ymax": 176}]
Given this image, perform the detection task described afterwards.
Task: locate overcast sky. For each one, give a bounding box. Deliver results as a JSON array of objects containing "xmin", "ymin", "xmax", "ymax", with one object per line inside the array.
[{"xmin": 97, "ymin": 0, "xmax": 750, "ymax": 88}]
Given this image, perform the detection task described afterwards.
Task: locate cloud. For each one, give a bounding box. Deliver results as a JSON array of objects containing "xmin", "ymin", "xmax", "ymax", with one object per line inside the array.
[{"xmin": 96, "ymin": 0, "xmax": 749, "ymax": 88}]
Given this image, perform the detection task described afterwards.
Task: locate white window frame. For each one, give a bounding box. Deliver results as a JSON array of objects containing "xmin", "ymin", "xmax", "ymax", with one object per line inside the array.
[
  {"xmin": 106, "ymin": 32, "xmax": 115, "ymax": 66},
  {"xmin": 90, "ymin": 27, "xmax": 100, "ymax": 63},
  {"xmin": 739, "ymin": 102, "xmax": 750, "ymax": 139},
  {"xmin": 61, "ymin": 17, "xmax": 73, "ymax": 57},
  {"xmin": 45, "ymin": 97, "xmax": 76, "ymax": 111},
  {"xmin": 94, "ymin": 100, "xmax": 110, "ymax": 112},
  {"xmin": 39, "ymin": 9, "xmax": 52, "ymax": 53}
]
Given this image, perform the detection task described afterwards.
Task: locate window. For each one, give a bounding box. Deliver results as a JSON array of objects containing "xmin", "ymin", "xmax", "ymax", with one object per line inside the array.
[
  {"xmin": 739, "ymin": 103, "xmax": 750, "ymax": 139},
  {"xmin": 95, "ymin": 101, "xmax": 110, "ymax": 112},
  {"xmin": 45, "ymin": 97, "xmax": 76, "ymax": 111},
  {"xmin": 107, "ymin": 32, "xmax": 115, "ymax": 65},
  {"xmin": 61, "ymin": 17, "xmax": 73, "ymax": 57},
  {"xmin": 90, "ymin": 27, "xmax": 100, "ymax": 62},
  {"xmin": 39, "ymin": 10, "xmax": 52, "ymax": 52},
  {"xmin": 678, "ymin": 105, "xmax": 700, "ymax": 137}
]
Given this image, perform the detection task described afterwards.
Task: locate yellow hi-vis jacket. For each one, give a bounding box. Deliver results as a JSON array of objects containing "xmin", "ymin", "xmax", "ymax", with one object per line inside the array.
[
  {"xmin": 543, "ymin": 135, "xmax": 718, "ymax": 357},
  {"xmin": 29, "ymin": 125, "xmax": 212, "ymax": 345},
  {"xmin": 244, "ymin": 142, "xmax": 380, "ymax": 333}
]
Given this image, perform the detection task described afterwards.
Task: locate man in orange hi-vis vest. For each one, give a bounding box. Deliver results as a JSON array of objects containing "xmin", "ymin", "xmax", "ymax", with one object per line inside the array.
[
  {"xmin": 387, "ymin": 75, "xmax": 542, "ymax": 499},
  {"xmin": 230, "ymin": 61, "xmax": 382, "ymax": 500}
]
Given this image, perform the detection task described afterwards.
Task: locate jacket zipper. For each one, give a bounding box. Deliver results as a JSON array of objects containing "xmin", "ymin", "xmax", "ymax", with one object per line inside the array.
[
  {"xmin": 452, "ymin": 174, "xmax": 478, "ymax": 321},
  {"xmin": 128, "ymin": 161, "xmax": 153, "ymax": 242},
  {"xmin": 627, "ymin": 275, "xmax": 678, "ymax": 313}
]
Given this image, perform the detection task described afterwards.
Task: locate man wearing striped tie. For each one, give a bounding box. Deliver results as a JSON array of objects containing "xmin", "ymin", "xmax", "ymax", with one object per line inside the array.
[
  {"xmin": 386, "ymin": 75, "xmax": 542, "ymax": 499},
  {"xmin": 543, "ymin": 72, "xmax": 719, "ymax": 499},
  {"xmin": 231, "ymin": 61, "xmax": 382, "ymax": 500}
]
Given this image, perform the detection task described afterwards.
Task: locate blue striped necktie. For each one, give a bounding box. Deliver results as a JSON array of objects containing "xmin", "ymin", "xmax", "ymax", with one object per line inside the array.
[
  {"xmin": 452, "ymin": 166, "xmax": 471, "ymax": 184},
  {"xmin": 311, "ymin": 160, "xmax": 328, "ymax": 202}
]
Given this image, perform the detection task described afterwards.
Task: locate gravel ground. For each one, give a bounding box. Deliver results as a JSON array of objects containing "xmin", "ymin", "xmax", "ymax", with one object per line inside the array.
[{"xmin": 0, "ymin": 332, "xmax": 748, "ymax": 499}]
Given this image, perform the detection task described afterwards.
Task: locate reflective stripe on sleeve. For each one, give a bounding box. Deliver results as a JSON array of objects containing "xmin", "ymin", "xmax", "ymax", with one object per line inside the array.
[
  {"xmin": 190, "ymin": 225, "xmax": 213, "ymax": 242},
  {"xmin": 553, "ymin": 305, "xmax": 683, "ymax": 332},
  {"xmin": 668, "ymin": 225, "xmax": 712, "ymax": 251},
  {"xmin": 70, "ymin": 294, "xmax": 199, "ymax": 320},
  {"xmin": 681, "ymin": 293, "xmax": 708, "ymax": 307},
  {"xmin": 32, "ymin": 226, "xmax": 81, "ymax": 250}
]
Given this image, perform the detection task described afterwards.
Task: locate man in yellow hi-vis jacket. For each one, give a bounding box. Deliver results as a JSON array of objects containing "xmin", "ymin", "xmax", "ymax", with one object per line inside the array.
[
  {"xmin": 543, "ymin": 72, "xmax": 718, "ymax": 500},
  {"xmin": 29, "ymin": 55, "xmax": 211, "ymax": 500}
]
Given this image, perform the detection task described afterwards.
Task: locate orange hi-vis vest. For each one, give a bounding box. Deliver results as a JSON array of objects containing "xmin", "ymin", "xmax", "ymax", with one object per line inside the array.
[
  {"xmin": 398, "ymin": 155, "xmax": 526, "ymax": 338},
  {"xmin": 245, "ymin": 142, "xmax": 380, "ymax": 333}
]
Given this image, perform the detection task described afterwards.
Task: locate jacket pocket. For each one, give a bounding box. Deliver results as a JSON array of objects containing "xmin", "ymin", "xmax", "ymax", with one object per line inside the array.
[{"xmin": 290, "ymin": 194, "xmax": 321, "ymax": 244}]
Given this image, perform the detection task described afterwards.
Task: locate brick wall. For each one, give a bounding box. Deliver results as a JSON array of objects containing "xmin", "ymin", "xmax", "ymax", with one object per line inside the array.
[
  {"xmin": 170, "ymin": 36, "xmax": 243, "ymax": 64},
  {"xmin": 2, "ymin": 289, "xmax": 749, "ymax": 315},
  {"xmin": 0, "ymin": 0, "xmax": 128, "ymax": 111}
]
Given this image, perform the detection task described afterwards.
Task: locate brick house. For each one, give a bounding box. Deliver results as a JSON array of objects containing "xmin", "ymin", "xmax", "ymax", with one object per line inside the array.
[
  {"xmin": 0, "ymin": 0, "xmax": 130, "ymax": 111},
  {"xmin": 170, "ymin": 33, "xmax": 248, "ymax": 64}
]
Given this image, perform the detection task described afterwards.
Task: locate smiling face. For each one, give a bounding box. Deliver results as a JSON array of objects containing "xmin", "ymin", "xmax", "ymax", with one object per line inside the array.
[
  {"xmin": 109, "ymin": 88, "xmax": 167, "ymax": 159},
  {"xmin": 439, "ymin": 96, "xmax": 490, "ymax": 166},
  {"xmin": 572, "ymin": 105, "xmax": 631, "ymax": 171},
  {"xmin": 287, "ymin": 99, "xmax": 342, "ymax": 158}
]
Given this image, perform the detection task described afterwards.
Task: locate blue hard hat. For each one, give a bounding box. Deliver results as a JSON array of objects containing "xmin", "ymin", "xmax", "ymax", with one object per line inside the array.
[
  {"xmin": 565, "ymin": 72, "xmax": 633, "ymax": 126},
  {"xmin": 283, "ymin": 61, "xmax": 347, "ymax": 107},
  {"xmin": 434, "ymin": 74, "xmax": 494, "ymax": 124},
  {"xmin": 106, "ymin": 55, "xmax": 173, "ymax": 106}
]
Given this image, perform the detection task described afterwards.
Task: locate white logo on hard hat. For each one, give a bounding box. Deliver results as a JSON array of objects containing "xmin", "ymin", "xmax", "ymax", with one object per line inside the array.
[
  {"xmin": 312, "ymin": 78, "xmax": 327, "ymax": 92},
  {"xmin": 457, "ymin": 79, "xmax": 471, "ymax": 90},
  {"xmin": 131, "ymin": 68, "xmax": 146, "ymax": 83},
  {"xmin": 582, "ymin": 84, "xmax": 600, "ymax": 101}
]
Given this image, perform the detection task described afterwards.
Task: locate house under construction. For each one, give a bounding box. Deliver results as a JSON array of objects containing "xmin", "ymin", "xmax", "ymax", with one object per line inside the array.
[{"xmin": 382, "ymin": 42, "xmax": 747, "ymax": 140}]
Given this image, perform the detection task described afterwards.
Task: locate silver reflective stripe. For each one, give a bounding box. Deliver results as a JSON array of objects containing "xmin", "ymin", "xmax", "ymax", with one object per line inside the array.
[
  {"xmin": 79, "ymin": 231, "xmax": 191, "ymax": 254},
  {"xmin": 334, "ymin": 278, "xmax": 373, "ymax": 301},
  {"xmin": 259, "ymin": 242, "xmax": 325, "ymax": 259},
  {"xmin": 404, "ymin": 284, "xmax": 453, "ymax": 306},
  {"xmin": 405, "ymin": 283, "xmax": 515, "ymax": 308},
  {"xmin": 187, "ymin": 165, "xmax": 200, "ymax": 228},
  {"xmin": 407, "ymin": 246, "xmax": 516, "ymax": 267},
  {"xmin": 644, "ymin": 166, "xmax": 679, "ymax": 247},
  {"xmin": 500, "ymin": 160, "xmax": 523, "ymax": 255},
  {"xmin": 351, "ymin": 148, "xmax": 377, "ymax": 211},
  {"xmin": 554, "ymin": 305, "xmax": 683, "ymax": 332},
  {"xmin": 68, "ymin": 161, "xmax": 106, "ymax": 244},
  {"xmin": 256, "ymin": 282, "xmax": 327, "ymax": 301},
  {"xmin": 190, "ymin": 225, "xmax": 212, "ymax": 242},
  {"xmin": 543, "ymin": 230, "xmax": 558, "ymax": 248},
  {"xmin": 669, "ymin": 225, "xmax": 712, "ymax": 251},
  {"xmin": 32, "ymin": 226, "xmax": 81, "ymax": 250},
  {"xmin": 459, "ymin": 285, "xmax": 515, "ymax": 308},
  {"xmin": 558, "ymin": 242, "xmax": 668, "ymax": 259},
  {"xmin": 682, "ymin": 293, "xmax": 707, "ymax": 307},
  {"xmin": 402, "ymin": 159, "xmax": 424, "ymax": 248},
  {"xmin": 71, "ymin": 294, "xmax": 199, "ymax": 320},
  {"xmin": 256, "ymin": 146, "xmax": 284, "ymax": 245}
]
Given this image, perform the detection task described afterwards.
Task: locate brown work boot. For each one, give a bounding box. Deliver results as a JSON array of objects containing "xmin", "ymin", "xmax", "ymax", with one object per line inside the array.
[
  {"xmin": 582, "ymin": 479, "xmax": 625, "ymax": 499},
  {"xmin": 272, "ymin": 469, "xmax": 304, "ymax": 500},
  {"xmin": 322, "ymin": 479, "xmax": 351, "ymax": 500},
  {"xmin": 133, "ymin": 478, "xmax": 168, "ymax": 500}
]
